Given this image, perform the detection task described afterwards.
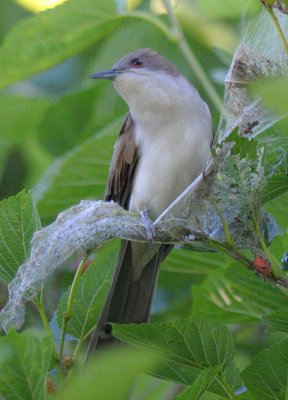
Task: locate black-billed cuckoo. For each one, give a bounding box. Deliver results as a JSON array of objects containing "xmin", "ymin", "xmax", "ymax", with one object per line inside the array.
[{"xmin": 89, "ymin": 49, "xmax": 213, "ymax": 348}]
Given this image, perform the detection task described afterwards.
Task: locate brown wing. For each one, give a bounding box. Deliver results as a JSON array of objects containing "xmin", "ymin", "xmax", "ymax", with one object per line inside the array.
[{"xmin": 105, "ymin": 112, "xmax": 138, "ymax": 209}]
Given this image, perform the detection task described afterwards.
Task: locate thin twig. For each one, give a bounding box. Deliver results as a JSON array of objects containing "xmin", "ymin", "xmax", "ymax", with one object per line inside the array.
[
  {"xmin": 59, "ymin": 256, "xmax": 88, "ymax": 360},
  {"xmin": 34, "ymin": 293, "xmax": 59, "ymax": 361},
  {"xmin": 260, "ymin": 0, "xmax": 288, "ymax": 53},
  {"xmin": 162, "ymin": 0, "xmax": 223, "ymax": 113}
]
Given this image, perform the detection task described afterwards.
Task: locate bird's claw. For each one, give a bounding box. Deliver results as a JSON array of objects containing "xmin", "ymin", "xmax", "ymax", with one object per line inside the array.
[{"xmin": 141, "ymin": 210, "xmax": 156, "ymax": 248}]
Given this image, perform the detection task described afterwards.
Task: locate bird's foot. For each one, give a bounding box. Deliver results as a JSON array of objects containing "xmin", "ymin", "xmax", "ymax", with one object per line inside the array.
[{"xmin": 141, "ymin": 210, "xmax": 156, "ymax": 247}]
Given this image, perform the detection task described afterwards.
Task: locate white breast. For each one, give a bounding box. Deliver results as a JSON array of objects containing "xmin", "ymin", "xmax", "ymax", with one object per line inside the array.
[{"xmin": 114, "ymin": 72, "xmax": 213, "ymax": 217}]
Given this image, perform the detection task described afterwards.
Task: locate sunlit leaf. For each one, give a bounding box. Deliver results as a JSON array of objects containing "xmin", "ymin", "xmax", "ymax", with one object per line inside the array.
[{"xmin": 0, "ymin": 0, "xmax": 121, "ymax": 88}]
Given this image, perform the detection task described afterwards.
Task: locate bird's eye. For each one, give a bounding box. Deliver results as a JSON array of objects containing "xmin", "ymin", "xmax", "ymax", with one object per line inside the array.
[{"xmin": 130, "ymin": 58, "xmax": 143, "ymax": 68}]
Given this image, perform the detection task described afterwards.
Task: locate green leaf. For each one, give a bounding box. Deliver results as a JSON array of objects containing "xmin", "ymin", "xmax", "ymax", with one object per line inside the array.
[
  {"xmin": 0, "ymin": 0, "xmax": 121, "ymax": 88},
  {"xmin": 0, "ymin": 329, "xmax": 52, "ymax": 400},
  {"xmin": 113, "ymin": 318, "xmax": 238, "ymax": 398},
  {"xmin": 59, "ymin": 347, "xmax": 156, "ymax": 400},
  {"xmin": 0, "ymin": 190, "xmax": 41, "ymax": 284},
  {"xmin": 37, "ymin": 84, "xmax": 127, "ymax": 157},
  {"xmin": 242, "ymin": 338, "xmax": 288, "ymax": 400},
  {"xmin": 224, "ymin": 129, "xmax": 257, "ymax": 161},
  {"xmin": 35, "ymin": 118, "xmax": 122, "ymax": 224},
  {"xmin": 172, "ymin": 366, "xmax": 221, "ymax": 400},
  {"xmin": 0, "ymin": 95, "xmax": 49, "ymax": 143},
  {"xmin": 57, "ymin": 240, "xmax": 120, "ymax": 339},
  {"xmin": 191, "ymin": 265, "xmax": 288, "ymax": 323},
  {"xmin": 37, "ymin": 88, "xmax": 100, "ymax": 157}
]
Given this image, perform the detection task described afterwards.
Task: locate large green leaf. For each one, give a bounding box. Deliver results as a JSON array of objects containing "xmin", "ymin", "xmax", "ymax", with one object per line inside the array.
[
  {"xmin": 37, "ymin": 85, "xmax": 126, "ymax": 157},
  {"xmin": 0, "ymin": 190, "xmax": 41, "ymax": 284},
  {"xmin": 113, "ymin": 318, "xmax": 239, "ymax": 398},
  {"xmin": 0, "ymin": 0, "xmax": 121, "ymax": 88},
  {"xmin": 0, "ymin": 329, "xmax": 52, "ymax": 400},
  {"xmin": 35, "ymin": 118, "xmax": 122, "ymax": 223},
  {"xmin": 242, "ymin": 338, "xmax": 288, "ymax": 400},
  {"xmin": 0, "ymin": 95, "xmax": 49, "ymax": 143},
  {"xmin": 191, "ymin": 265, "xmax": 288, "ymax": 323},
  {"xmin": 57, "ymin": 240, "xmax": 120, "ymax": 339},
  {"xmin": 59, "ymin": 348, "xmax": 156, "ymax": 400}
]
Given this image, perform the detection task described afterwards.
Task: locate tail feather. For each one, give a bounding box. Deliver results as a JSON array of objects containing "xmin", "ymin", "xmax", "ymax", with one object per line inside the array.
[{"xmin": 87, "ymin": 240, "xmax": 171, "ymax": 354}]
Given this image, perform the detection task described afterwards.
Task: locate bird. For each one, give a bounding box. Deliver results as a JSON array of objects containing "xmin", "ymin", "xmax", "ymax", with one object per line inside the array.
[{"xmin": 88, "ymin": 48, "xmax": 214, "ymax": 350}]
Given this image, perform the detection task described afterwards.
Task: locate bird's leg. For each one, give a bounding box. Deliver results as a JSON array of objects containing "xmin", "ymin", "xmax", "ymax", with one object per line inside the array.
[{"xmin": 141, "ymin": 209, "xmax": 156, "ymax": 247}]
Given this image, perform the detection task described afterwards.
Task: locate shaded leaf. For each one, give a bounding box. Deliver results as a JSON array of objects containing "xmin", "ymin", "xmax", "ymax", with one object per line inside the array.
[
  {"xmin": 0, "ymin": 95, "xmax": 49, "ymax": 143},
  {"xmin": 57, "ymin": 240, "xmax": 120, "ymax": 339},
  {"xmin": 35, "ymin": 118, "xmax": 122, "ymax": 224},
  {"xmin": 242, "ymin": 338, "xmax": 288, "ymax": 400},
  {"xmin": 0, "ymin": 190, "xmax": 40, "ymax": 284},
  {"xmin": 38, "ymin": 87, "xmax": 100, "ymax": 156},
  {"xmin": 59, "ymin": 348, "xmax": 156, "ymax": 400},
  {"xmin": 0, "ymin": 329, "xmax": 52, "ymax": 400}
]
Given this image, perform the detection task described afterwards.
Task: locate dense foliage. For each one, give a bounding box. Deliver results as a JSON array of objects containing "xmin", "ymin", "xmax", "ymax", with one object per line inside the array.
[{"xmin": 0, "ymin": 0, "xmax": 288, "ymax": 399}]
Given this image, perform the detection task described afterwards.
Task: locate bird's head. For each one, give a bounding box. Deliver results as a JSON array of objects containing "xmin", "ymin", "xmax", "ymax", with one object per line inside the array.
[{"xmin": 91, "ymin": 49, "xmax": 183, "ymax": 113}]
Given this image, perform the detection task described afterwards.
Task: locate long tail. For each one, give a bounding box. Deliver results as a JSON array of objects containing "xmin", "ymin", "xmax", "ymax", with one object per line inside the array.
[{"xmin": 87, "ymin": 240, "xmax": 171, "ymax": 353}]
